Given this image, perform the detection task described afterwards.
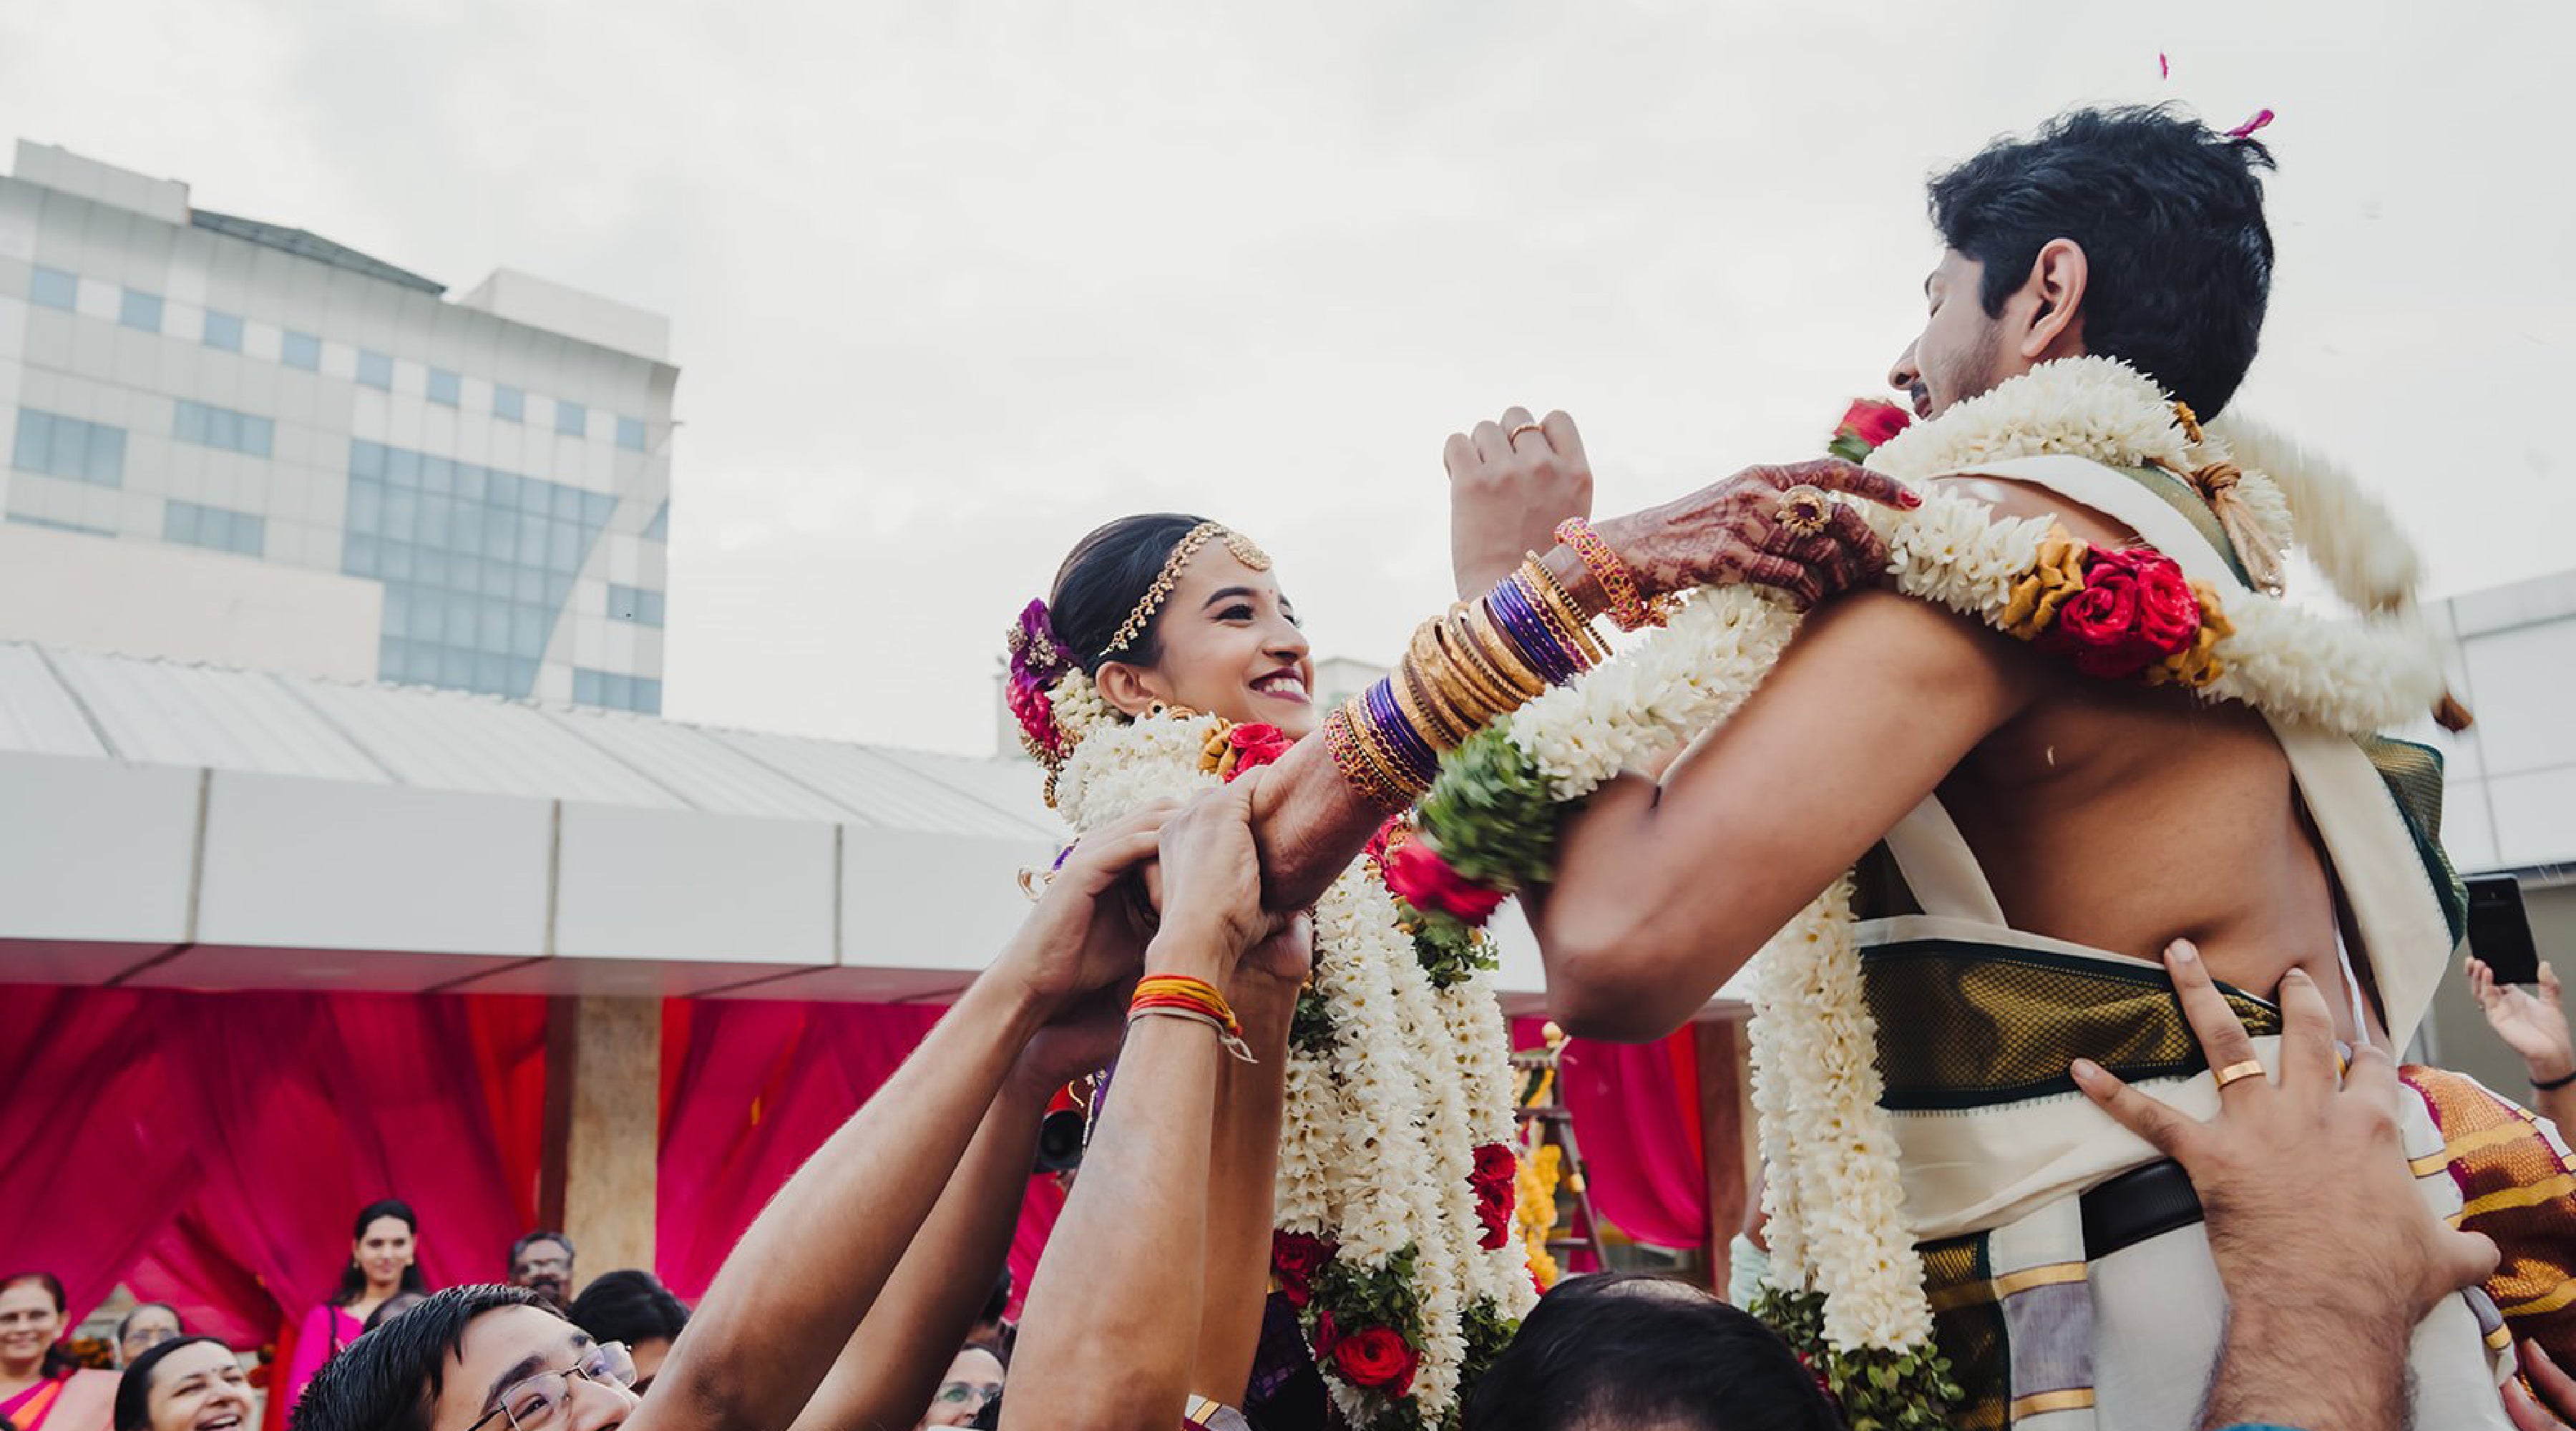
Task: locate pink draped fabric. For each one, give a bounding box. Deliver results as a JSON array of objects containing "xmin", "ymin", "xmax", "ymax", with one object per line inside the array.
[
  {"xmin": 0, "ymin": 988, "xmax": 200, "ymax": 1322},
  {"xmin": 1511, "ymin": 1018, "xmax": 1709, "ymax": 1251},
  {"xmin": 657, "ymin": 1000, "xmax": 1065, "ymax": 1307},
  {"xmin": 0, "ymin": 986, "xmax": 540, "ymax": 1361}
]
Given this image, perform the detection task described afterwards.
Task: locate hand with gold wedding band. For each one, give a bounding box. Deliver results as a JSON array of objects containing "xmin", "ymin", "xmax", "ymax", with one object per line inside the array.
[
  {"xmin": 1445, "ymin": 405, "xmax": 1594, "ymax": 599},
  {"xmin": 2069, "ymin": 940, "xmax": 2497, "ymax": 1431}
]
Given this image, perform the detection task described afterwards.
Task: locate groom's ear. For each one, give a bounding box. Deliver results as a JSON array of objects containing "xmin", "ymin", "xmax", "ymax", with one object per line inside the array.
[{"xmin": 2016, "ymin": 238, "xmax": 2090, "ymax": 362}]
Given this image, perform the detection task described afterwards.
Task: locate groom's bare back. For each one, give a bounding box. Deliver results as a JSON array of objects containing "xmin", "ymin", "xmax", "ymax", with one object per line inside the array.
[{"xmin": 1933, "ymin": 476, "xmax": 2368, "ymax": 1043}]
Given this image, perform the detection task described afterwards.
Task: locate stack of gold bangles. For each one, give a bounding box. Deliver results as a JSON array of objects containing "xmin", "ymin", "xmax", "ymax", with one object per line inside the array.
[{"xmin": 1325, "ymin": 555, "xmax": 1609, "ymax": 809}]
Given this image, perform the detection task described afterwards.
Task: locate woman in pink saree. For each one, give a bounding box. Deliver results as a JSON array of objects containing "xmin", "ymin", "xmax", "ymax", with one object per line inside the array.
[
  {"xmin": 280, "ymin": 1200, "xmax": 426, "ymax": 1411},
  {"xmin": 0, "ymin": 1274, "xmax": 112, "ymax": 1431}
]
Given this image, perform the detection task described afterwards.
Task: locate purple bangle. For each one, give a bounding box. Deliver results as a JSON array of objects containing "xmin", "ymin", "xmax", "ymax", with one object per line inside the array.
[
  {"xmin": 1488, "ymin": 577, "xmax": 1577, "ymax": 685},
  {"xmin": 1364, "ymin": 679, "xmax": 1440, "ymax": 787}
]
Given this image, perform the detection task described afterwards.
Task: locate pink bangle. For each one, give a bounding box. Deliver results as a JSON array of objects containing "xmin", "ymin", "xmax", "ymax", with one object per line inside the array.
[{"xmin": 1553, "ymin": 517, "xmax": 1659, "ymax": 630}]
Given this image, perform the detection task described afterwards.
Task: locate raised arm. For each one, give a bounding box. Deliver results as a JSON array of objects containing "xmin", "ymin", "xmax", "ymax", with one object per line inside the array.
[
  {"xmin": 1252, "ymin": 411, "xmax": 1906, "ymax": 913},
  {"xmin": 630, "ymin": 806, "xmax": 1171, "ymax": 1431},
  {"xmin": 1008, "ymin": 774, "xmax": 1300, "ymax": 1431}
]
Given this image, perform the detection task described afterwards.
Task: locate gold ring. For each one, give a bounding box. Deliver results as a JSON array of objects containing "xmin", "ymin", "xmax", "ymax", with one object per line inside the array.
[
  {"xmin": 1508, "ymin": 422, "xmax": 1548, "ymax": 444},
  {"xmin": 1773, "ymin": 484, "xmax": 1832, "ymax": 539},
  {"xmin": 2212, "ymin": 1059, "xmax": 2267, "ymax": 1090}
]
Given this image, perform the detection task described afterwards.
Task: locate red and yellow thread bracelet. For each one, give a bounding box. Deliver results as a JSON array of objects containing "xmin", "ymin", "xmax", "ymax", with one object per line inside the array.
[{"xmin": 1130, "ymin": 974, "xmax": 1255, "ymax": 1063}]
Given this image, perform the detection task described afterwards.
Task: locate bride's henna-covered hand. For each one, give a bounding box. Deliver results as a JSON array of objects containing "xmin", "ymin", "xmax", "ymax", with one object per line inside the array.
[{"xmin": 1593, "ymin": 459, "xmax": 1916, "ymax": 610}]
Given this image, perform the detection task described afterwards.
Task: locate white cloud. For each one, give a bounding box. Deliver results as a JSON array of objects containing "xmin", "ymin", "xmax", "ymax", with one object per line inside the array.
[{"xmin": 1, "ymin": 0, "xmax": 2565, "ymax": 753}]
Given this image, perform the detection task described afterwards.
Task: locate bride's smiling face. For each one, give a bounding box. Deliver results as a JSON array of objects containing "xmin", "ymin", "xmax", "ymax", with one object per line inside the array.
[{"xmin": 1093, "ymin": 547, "xmax": 1317, "ymax": 738}]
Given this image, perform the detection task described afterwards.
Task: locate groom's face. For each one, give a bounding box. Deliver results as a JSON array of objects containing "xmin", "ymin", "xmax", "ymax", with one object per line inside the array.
[{"xmin": 1888, "ymin": 250, "xmax": 2013, "ymax": 420}]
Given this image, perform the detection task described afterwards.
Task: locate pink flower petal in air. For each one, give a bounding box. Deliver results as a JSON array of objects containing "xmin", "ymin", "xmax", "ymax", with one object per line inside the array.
[
  {"xmin": 2159, "ymin": 52, "xmax": 2169, "ymax": 79},
  {"xmin": 2225, "ymin": 108, "xmax": 2275, "ymax": 140}
]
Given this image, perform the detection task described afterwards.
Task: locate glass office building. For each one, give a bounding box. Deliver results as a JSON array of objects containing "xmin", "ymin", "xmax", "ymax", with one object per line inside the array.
[{"xmin": 0, "ymin": 142, "xmax": 676, "ymax": 712}]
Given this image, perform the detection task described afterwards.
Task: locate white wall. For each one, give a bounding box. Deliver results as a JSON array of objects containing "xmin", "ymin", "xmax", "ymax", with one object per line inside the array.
[{"xmin": 0, "ymin": 523, "xmax": 381, "ymax": 681}]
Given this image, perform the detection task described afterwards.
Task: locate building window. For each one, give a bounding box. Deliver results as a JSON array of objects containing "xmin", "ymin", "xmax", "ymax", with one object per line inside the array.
[
  {"xmin": 172, "ymin": 400, "xmax": 275, "ymax": 458},
  {"xmin": 494, "ymin": 386, "xmax": 525, "ymax": 422},
  {"xmin": 607, "ymin": 585, "xmax": 665, "ymax": 627},
  {"xmin": 428, "ymin": 368, "xmax": 461, "ymax": 406},
  {"xmin": 357, "ymin": 349, "xmax": 394, "ymax": 390},
  {"xmin": 615, "ymin": 416, "xmax": 648, "ymax": 451},
  {"xmin": 29, "ymin": 267, "xmax": 76, "ymax": 311},
  {"xmin": 119, "ymin": 289, "xmax": 164, "ymax": 332},
  {"xmin": 203, "ymin": 311, "xmax": 244, "ymax": 352},
  {"xmin": 346, "ymin": 439, "xmax": 618, "ymax": 700},
  {"xmin": 282, "ymin": 331, "xmax": 322, "ymax": 371},
  {"xmin": 555, "ymin": 401, "xmax": 586, "ymax": 438},
  {"xmin": 6, "ymin": 512, "xmax": 114, "ymax": 539},
  {"xmin": 11, "ymin": 410, "xmax": 125, "ymax": 487},
  {"xmin": 641, "ymin": 500, "xmax": 668, "ymax": 542},
  {"xmin": 164, "ymin": 499, "xmax": 265, "ymax": 557},
  {"xmin": 572, "ymin": 668, "xmax": 656, "ymax": 712}
]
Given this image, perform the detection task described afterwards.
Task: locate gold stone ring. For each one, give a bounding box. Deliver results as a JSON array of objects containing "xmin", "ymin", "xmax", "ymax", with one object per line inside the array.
[
  {"xmin": 1773, "ymin": 484, "xmax": 1833, "ymax": 539},
  {"xmin": 2212, "ymin": 1059, "xmax": 2268, "ymax": 1090}
]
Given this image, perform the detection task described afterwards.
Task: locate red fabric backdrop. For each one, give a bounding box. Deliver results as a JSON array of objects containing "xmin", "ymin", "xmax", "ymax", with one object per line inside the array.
[
  {"xmin": 0, "ymin": 987, "xmax": 545, "ymax": 1352},
  {"xmin": 4, "ymin": 985, "xmax": 1679, "ymax": 1369},
  {"xmin": 1511, "ymin": 1017, "xmax": 1710, "ymax": 1251},
  {"xmin": 656, "ymin": 1000, "xmax": 1064, "ymax": 1314}
]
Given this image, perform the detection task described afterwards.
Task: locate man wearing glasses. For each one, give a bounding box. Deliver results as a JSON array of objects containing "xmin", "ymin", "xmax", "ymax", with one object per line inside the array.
[{"xmin": 297, "ymin": 1286, "xmax": 638, "ymax": 1431}]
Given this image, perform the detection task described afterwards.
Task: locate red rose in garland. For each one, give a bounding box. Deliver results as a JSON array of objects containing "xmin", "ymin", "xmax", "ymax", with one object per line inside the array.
[
  {"xmin": 1270, "ymin": 1230, "xmax": 1334, "ymax": 1309},
  {"xmin": 2044, "ymin": 547, "xmax": 2201, "ymax": 680},
  {"xmin": 1312, "ymin": 1309, "xmax": 1342, "ymax": 1357},
  {"xmin": 1470, "ymin": 1143, "xmax": 1518, "ymax": 1249},
  {"xmin": 1330, "ymin": 1324, "xmax": 1423, "ymax": 1397},
  {"xmin": 1221, "ymin": 722, "xmax": 1293, "ymax": 779},
  {"xmin": 1827, "ymin": 398, "xmax": 1912, "ymax": 462},
  {"xmin": 2124, "ymin": 551, "xmax": 2203, "ymax": 655},
  {"xmin": 1385, "ymin": 841, "xmax": 1507, "ymax": 926}
]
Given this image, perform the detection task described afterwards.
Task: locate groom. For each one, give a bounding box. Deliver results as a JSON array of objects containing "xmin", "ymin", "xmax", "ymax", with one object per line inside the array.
[
  {"xmin": 1229, "ymin": 104, "xmax": 2536, "ymax": 1430},
  {"xmin": 1438, "ymin": 104, "xmax": 2534, "ymax": 1430}
]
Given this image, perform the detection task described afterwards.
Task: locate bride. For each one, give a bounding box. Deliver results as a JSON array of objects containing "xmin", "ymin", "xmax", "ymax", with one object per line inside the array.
[{"xmin": 997, "ymin": 413, "xmax": 1905, "ymax": 1429}]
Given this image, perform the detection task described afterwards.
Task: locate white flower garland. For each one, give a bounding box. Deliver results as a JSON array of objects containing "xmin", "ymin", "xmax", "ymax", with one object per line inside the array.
[
  {"xmin": 1464, "ymin": 356, "xmax": 2448, "ymax": 1359},
  {"xmin": 1051, "ymin": 706, "xmax": 1526, "ymax": 1423}
]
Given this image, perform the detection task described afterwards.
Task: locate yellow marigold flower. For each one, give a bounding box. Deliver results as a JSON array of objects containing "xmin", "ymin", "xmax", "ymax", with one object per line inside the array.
[
  {"xmin": 1997, "ymin": 529, "xmax": 2090, "ymax": 641},
  {"xmin": 2146, "ymin": 580, "xmax": 2233, "ymax": 689}
]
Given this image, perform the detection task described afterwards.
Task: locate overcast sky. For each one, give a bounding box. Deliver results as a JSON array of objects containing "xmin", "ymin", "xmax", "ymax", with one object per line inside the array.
[{"xmin": 4, "ymin": 1, "xmax": 2567, "ymax": 756}]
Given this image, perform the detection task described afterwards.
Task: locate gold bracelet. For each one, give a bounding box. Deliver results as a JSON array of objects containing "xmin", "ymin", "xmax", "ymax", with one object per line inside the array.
[
  {"xmin": 1430, "ymin": 619, "xmax": 1521, "ymax": 731},
  {"xmin": 1405, "ymin": 620, "xmax": 1486, "ymax": 743},
  {"xmin": 1445, "ymin": 607, "xmax": 1543, "ymax": 710},
  {"xmin": 1392, "ymin": 656, "xmax": 1467, "ymax": 751},
  {"xmin": 1520, "ymin": 555, "xmax": 1608, "ymax": 667},
  {"xmin": 1324, "ymin": 704, "xmax": 1410, "ymax": 809}
]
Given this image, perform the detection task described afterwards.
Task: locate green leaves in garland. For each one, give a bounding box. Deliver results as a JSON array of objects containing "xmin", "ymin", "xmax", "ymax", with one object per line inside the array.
[
  {"xmin": 1397, "ymin": 897, "xmax": 1500, "ymax": 989},
  {"xmin": 1416, "ymin": 723, "xmax": 1562, "ymax": 894},
  {"xmin": 1750, "ymin": 1287, "xmax": 1962, "ymax": 1431}
]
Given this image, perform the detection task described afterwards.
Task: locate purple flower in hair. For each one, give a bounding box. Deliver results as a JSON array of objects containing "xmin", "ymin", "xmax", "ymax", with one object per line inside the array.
[{"xmin": 1007, "ymin": 599, "xmax": 1073, "ymax": 760}]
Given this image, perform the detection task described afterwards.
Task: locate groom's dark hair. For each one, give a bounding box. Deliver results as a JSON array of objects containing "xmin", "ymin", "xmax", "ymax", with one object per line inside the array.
[{"xmin": 1929, "ymin": 104, "xmax": 2277, "ymax": 417}]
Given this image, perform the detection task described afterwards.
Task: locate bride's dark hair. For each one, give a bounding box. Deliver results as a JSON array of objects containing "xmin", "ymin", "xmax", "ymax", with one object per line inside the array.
[{"xmin": 1047, "ymin": 513, "xmax": 1210, "ymax": 672}]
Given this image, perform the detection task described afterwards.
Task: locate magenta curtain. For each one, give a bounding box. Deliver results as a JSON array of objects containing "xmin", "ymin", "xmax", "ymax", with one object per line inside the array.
[
  {"xmin": 0, "ymin": 988, "xmax": 199, "ymax": 1322},
  {"xmin": 1511, "ymin": 1018, "xmax": 1709, "ymax": 1251},
  {"xmin": 0, "ymin": 987, "xmax": 538, "ymax": 1354},
  {"xmin": 658, "ymin": 1000, "xmax": 1064, "ymax": 1308}
]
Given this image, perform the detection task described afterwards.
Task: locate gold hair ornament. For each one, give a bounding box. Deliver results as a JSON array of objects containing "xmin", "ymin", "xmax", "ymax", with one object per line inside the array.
[{"xmin": 1098, "ymin": 522, "xmax": 1272, "ymax": 660}]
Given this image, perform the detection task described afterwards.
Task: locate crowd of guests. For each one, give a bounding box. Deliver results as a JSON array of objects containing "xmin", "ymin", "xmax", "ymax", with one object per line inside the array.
[{"xmin": 8, "ymin": 787, "xmax": 2576, "ymax": 1431}]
